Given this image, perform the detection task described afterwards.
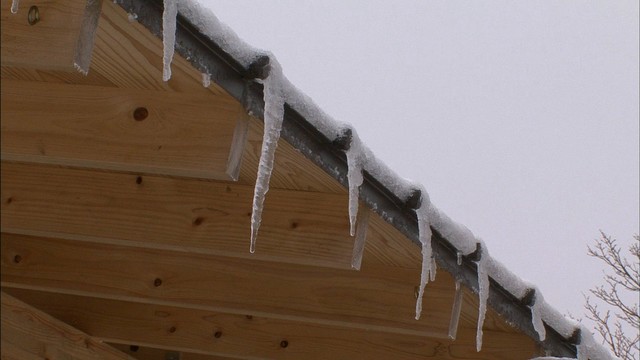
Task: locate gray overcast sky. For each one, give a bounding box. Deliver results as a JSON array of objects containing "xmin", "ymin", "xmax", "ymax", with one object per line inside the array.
[{"xmin": 199, "ymin": 0, "xmax": 639, "ymax": 318}]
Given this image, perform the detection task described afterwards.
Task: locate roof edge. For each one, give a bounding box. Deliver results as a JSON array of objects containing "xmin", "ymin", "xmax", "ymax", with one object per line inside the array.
[{"xmin": 114, "ymin": 0, "xmax": 592, "ymax": 357}]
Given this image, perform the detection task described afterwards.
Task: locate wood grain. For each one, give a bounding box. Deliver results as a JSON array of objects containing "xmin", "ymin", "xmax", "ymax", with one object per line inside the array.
[
  {"xmin": 1, "ymin": 79, "xmax": 245, "ymax": 180},
  {"xmin": 0, "ymin": 233, "xmax": 454, "ymax": 338},
  {"xmin": 0, "ymin": 161, "xmax": 356, "ymax": 268},
  {"xmin": 1, "ymin": 291, "xmax": 134, "ymax": 360},
  {"xmin": 6, "ymin": 289, "xmax": 540, "ymax": 360},
  {"xmin": 1, "ymin": 0, "xmax": 88, "ymax": 72},
  {"xmin": 110, "ymin": 344, "xmax": 233, "ymax": 360}
]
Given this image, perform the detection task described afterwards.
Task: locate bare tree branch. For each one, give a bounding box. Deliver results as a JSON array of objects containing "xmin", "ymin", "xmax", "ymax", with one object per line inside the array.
[{"xmin": 584, "ymin": 232, "xmax": 640, "ymax": 360}]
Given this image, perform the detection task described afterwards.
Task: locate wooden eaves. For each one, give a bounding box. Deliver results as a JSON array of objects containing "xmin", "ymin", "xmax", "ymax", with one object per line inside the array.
[{"xmin": 1, "ymin": 0, "xmax": 580, "ymax": 359}]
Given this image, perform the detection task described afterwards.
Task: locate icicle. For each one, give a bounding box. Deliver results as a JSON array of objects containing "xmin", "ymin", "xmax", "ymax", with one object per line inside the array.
[
  {"xmin": 448, "ymin": 280, "xmax": 463, "ymax": 340},
  {"xmin": 202, "ymin": 73, "xmax": 211, "ymax": 88},
  {"xmin": 345, "ymin": 133, "xmax": 364, "ymax": 236},
  {"xmin": 10, "ymin": 0, "xmax": 19, "ymax": 13},
  {"xmin": 414, "ymin": 192, "xmax": 435, "ymax": 320},
  {"xmin": 530, "ymin": 292, "xmax": 546, "ymax": 341},
  {"xmin": 249, "ymin": 60, "xmax": 285, "ymax": 253},
  {"xmin": 128, "ymin": 13, "xmax": 138, "ymax": 22},
  {"xmin": 457, "ymin": 251, "xmax": 462, "ymax": 265},
  {"xmin": 350, "ymin": 207, "xmax": 370, "ymax": 270},
  {"xmin": 162, "ymin": 0, "xmax": 178, "ymax": 82},
  {"xmin": 476, "ymin": 246, "xmax": 489, "ymax": 352},
  {"xmin": 430, "ymin": 256, "xmax": 437, "ymax": 281}
]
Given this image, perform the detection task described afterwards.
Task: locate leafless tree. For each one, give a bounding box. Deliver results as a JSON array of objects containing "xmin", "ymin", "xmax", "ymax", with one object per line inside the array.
[{"xmin": 584, "ymin": 232, "xmax": 639, "ymax": 360}]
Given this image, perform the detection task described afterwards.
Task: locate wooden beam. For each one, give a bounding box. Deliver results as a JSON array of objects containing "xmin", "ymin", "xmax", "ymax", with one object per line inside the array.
[
  {"xmin": 0, "ymin": 233, "xmax": 454, "ymax": 338},
  {"xmin": 4, "ymin": 290, "xmax": 449, "ymax": 359},
  {"xmin": 110, "ymin": 344, "xmax": 233, "ymax": 360},
  {"xmin": 1, "ymin": 161, "xmax": 356, "ymax": 268},
  {"xmin": 0, "ymin": 80, "xmax": 247, "ymax": 181},
  {"xmin": 5, "ymin": 288, "xmax": 542, "ymax": 360},
  {"xmin": 1, "ymin": 0, "xmax": 100, "ymax": 73},
  {"xmin": 1, "ymin": 291, "xmax": 134, "ymax": 360}
]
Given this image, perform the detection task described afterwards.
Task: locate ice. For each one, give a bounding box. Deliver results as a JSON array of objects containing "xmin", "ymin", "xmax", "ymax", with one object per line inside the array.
[
  {"xmin": 457, "ymin": 251, "xmax": 462, "ymax": 265},
  {"xmin": 448, "ymin": 280, "xmax": 463, "ymax": 340},
  {"xmin": 476, "ymin": 244, "xmax": 490, "ymax": 352},
  {"xmin": 128, "ymin": 13, "xmax": 138, "ymax": 22},
  {"xmin": 202, "ymin": 72, "xmax": 211, "ymax": 87},
  {"xmin": 346, "ymin": 131, "xmax": 364, "ymax": 236},
  {"xmin": 10, "ymin": 0, "xmax": 18, "ymax": 13},
  {"xmin": 351, "ymin": 207, "xmax": 370, "ymax": 270},
  {"xmin": 249, "ymin": 59, "xmax": 285, "ymax": 253},
  {"xmin": 162, "ymin": 0, "xmax": 178, "ymax": 82},
  {"xmin": 73, "ymin": 0, "xmax": 101, "ymax": 76},
  {"xmin": 414, "ymin": 190, "xmax": 435, "ymax": 320},
  {"xmin": 169, "ymin": 3, "xmax": 613, "ymax": 356},
  {"xmin": 531, "ymin": 291, "xmax": 546, "ymax": 341}
]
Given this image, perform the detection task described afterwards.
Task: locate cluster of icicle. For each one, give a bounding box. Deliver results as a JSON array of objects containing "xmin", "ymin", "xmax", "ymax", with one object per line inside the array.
[{"xmin": 158, "ymin": 3, "xmax": 616, "ymax": 358}]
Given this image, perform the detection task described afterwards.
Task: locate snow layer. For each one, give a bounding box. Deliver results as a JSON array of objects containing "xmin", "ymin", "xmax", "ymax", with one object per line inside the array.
[
  {"xmin": 162, "ymin": 0, "xmax": 178, "ymax": 81},
  {"xmin": 249, "ymin": 59, "xmax": 285, "ymax": 253},
  {"xmin": 427, "ymin": 204, "xmax": 478, "ymax": 255},
  {"xmin": 173, "ymin": 1, "xmax": 614, "ymax": 357},
  {"xmin": 576, "ymin": 326, "xmax": 617, "ymax": 360}
]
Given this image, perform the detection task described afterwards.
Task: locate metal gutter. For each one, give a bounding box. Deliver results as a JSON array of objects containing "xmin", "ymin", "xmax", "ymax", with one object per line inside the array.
[{"xmin": 116, "ymin": 0, "xmax": 578, "ymax": 357}]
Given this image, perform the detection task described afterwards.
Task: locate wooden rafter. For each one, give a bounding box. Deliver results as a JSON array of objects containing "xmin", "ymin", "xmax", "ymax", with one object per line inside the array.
[
  {"xmin": 0, "ymin": 233, "xmax": 454, "ymax": 338},
  {"xmin": 1, "ymin": 161, "xmax": 360, "ymax": 268},
  {"xmin": 4, "ymin": 288, "xmax": 541, "ymax": 360},
  {"xmin": 1, "ymin": 291, "xmax": 134, "ymax": 360},
  {"xmin": 0, "ymin": 0, "xmax": 549, "ymax": 358}
]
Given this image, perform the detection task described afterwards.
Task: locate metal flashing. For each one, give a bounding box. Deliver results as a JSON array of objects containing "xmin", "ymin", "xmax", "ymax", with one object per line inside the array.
[{"xmin": 115, "ymin": 0, "xmax": 578, "ymax": 356}]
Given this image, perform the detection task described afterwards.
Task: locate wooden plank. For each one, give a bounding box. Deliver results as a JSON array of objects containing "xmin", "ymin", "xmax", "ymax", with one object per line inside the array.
[
  {"xmin": 0, "ymin": 80, "xmax": 246, "ymax": 180},
  {"xmin": 5, "ymin": 289, "xmax": 542, "ymax": 360},
  {"xmin": 0, "ymin": 1, "xmax": 229, "ymax": 95},
  {"xmin": 90, "ymin": 0, "xmax": 214, "ymax": 93},
  {"xmin": 110, "ymin": 344, "xmax": 233, "ymax": 360},
  {"xmin": 0, "ymin": 233, "xmax": 454, "ymax": 338},
  {"xmin": 9, "ymin": 290, "xmax": 447, "ymax": 359},
  {"xmin": 1, "ymin": 0, "xmax": 96, "ymax": 72},
  {"xmin": 1, "ymin": 291, "xmax": 134, "ymax": 360},
  {"xmin": 0, "ymin": 161, "xmax": 355, "ymax": 268},
  {"xmin": 237, "ymin": 118, "xmax": 347, "ymax": 193}
]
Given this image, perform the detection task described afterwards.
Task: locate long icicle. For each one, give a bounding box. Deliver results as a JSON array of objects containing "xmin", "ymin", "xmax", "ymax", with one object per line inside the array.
[
  {"xmin": 346, "ymin": 133, "xmax": 363, "ymax": 236},
  {"xmin": 476, "ymin": 245, "xmax": 489, "ymax": 352},
  {"xmin": 415, "ymin": 191, "xmax": 435, "ymax": 320},
  {"xmin": 250, "ymin": 60, "xmax": 284, "ymax": 253}
]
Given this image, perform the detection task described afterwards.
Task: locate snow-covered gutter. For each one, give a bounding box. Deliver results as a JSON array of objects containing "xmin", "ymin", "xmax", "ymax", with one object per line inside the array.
[{"xmin": 114, "ymin": 1, "xmax": 614, "ymax": 358}]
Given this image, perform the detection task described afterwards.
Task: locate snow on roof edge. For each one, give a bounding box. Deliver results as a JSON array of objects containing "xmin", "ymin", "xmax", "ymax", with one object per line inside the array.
[{"xmin": 175, "ymin": 1, "xmax": 613, "ymax": 358}]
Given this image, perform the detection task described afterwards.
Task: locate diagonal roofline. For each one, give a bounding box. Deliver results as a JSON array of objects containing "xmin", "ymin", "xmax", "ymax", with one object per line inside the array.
[{"xmin": 114, "ymin": 0, "xmax": 600, "ymax": 357}]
